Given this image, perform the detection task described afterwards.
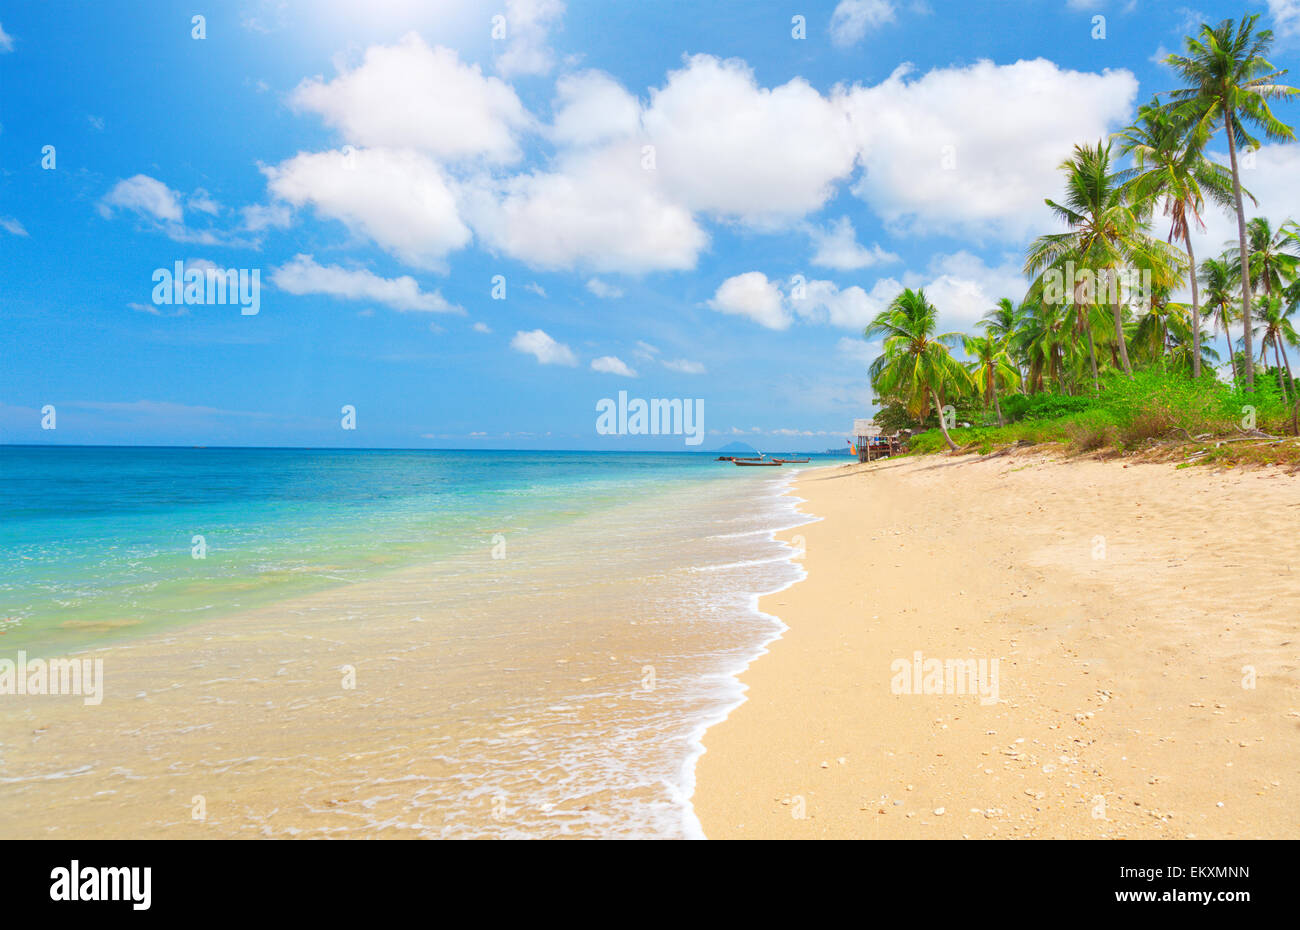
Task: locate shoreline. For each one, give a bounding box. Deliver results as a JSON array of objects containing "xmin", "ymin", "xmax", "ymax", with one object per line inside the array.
[
  {"xmin": 693, "ymin": 452, "xmax": 1300, "ymax": 839},
  {"xmin": 0, "ymin": 461, "xmax": 818, "ymax": 839}
]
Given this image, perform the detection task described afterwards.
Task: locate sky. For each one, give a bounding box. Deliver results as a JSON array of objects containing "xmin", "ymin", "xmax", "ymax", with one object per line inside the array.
[{"xmin": 2, "ymin": 0, "xmax": 1299, "ymax": 449}]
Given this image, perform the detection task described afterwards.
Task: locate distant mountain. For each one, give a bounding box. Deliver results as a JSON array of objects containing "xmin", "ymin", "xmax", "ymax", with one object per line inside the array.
[{"xmin": 713, "ymin": 441, "xmax": 759, "ymax": 455}]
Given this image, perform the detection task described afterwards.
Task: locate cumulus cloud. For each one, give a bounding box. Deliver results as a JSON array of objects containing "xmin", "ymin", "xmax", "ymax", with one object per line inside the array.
[
  {"xmin": 100, "ymin": 175, "xmax": 184, "ymax": 223},
  {"xmin": 551, "ymin": 71, "xmax": 641, "ymax": 147},
  {"xmin": 839, "ymin": 59, "xmax": 1139, "ymax": 240},
  {"xmin": 291, "ymin": 34, "xmax": 531, "ymax": 163},
  {"xmin": 707, "ymin": 272, "xmax": 791, "ymax": 330},
  {"xmin": 792, "ymin": 278, "xmax": 895, "ymax": 329},
  {"xmin": 808, "ymin": 216, "xmax": 899, "ymax": 270},
  {"xmin": 270, "ymin": 254, "xmax": 461, "ymax": 313},
  {"xmin": 913, "ymin": 251, "xmax": 1026, "ymax": 327},
  {"xmin": 830, "ymin": 1, "xmax": 896, "ymax": 47},
  {"xmin": 265, "ymin": 147, "xmax": 470, "ymax": 271},
  {"xmin": 511, "ymin": 328, "xmax": 577, "ymax": 365},
  {"xmin": 462, "ymin": 141, "xmax": 706, "ymax": 273},
  {"xmin": 495, "ymin": 0, "xmax": 565, "ymax": 77},
  {"xmin": 590, "ymin": 355, "xmax": 637, "ymax": 376},
  {"xmin": 644, "ymin": 55, "xmax": 859, "ymax": 226},
  {"xmin": 1269, "ymin": 0, "xmax": 1300, "ymax": 38}
]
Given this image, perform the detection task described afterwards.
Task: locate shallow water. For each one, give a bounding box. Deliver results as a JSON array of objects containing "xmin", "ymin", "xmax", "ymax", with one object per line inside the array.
[{"xmin": 0, "ymin": 447, "xmax": 828, "ymax": 837}]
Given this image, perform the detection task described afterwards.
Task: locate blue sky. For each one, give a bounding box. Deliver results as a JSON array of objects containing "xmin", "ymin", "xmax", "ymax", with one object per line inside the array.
[{"xmin": 2, "ymin": 0, "xmax": 1299, "ymax": 449}]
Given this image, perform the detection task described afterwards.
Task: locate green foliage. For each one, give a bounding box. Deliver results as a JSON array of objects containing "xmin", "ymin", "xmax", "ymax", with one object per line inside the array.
[
  {"xmin": 1001, "ymin": 392, "xmax": 1096, "ymax": 422},
  {"xmin": 903, "ymin": 369, "xmax": 1298, "ymax": 456}
]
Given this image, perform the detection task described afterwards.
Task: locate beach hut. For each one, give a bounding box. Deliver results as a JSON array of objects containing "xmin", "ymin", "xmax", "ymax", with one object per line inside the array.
[{"xmin": 854, "ymin": 418, "xmax": 907, "ymax": 462}]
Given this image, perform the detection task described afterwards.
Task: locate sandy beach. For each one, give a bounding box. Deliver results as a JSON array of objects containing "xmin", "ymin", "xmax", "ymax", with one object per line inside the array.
[{"xmin": 695, "ymin": 454, "xmax": 1300, "ymax": 839}]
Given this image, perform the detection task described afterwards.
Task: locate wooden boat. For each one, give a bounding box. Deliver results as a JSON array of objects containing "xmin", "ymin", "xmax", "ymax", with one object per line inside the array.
[
  {"xmin": 771, "ymin": 457, "xmax": 810, "ymax": 464},
  {"xmin": 732, "ymin": 458, "xmax": 783, "ymax": 466}
]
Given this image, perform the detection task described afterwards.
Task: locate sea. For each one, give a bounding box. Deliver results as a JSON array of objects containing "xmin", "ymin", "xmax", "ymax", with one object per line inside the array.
[{"xmin": 0, "ymin": 447, "xmax": 836, "ymax": 838}]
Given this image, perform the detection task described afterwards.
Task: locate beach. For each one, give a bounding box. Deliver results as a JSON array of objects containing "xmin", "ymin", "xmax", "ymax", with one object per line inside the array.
[{"xmin": 694, "ymin": 454, "xmax": 1300, "ymax": 839}]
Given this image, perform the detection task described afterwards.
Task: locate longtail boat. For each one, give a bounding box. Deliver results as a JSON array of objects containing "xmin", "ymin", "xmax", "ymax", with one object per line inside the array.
[
  {"xmin": 732, "ymin": 458, "xmax": 783, "ymax": 466},
  {"xmin": 771, "ymin": 457, "xmax": 810, "ymax": 464}
]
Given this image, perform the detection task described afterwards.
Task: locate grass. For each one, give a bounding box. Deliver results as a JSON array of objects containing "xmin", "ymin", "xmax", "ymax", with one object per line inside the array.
[{"xmin": 904, "ymin": 370, "xmax": 1300, "ymax": 466}]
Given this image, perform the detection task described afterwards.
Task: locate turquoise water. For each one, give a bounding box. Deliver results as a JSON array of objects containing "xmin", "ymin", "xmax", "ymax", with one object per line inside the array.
[{"xmin": 0, "ymin": 447, "xmax": 842, "ymax": 654}]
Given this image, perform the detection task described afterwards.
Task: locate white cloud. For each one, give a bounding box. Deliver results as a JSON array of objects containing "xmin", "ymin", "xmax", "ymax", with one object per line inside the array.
[
  {"xmin": 586, "ymin": 277, "xmax": 624, "ymax": 298},
  {"xmin": 1269, "ymin": 0, "xmax": 1300, "ymax": 38},
  {"xmin": 100, "ymin": 175, "xmax": 184, "ymax": 223},
  {"xmin": 1181, "ymin": 144, "xmax": 1300, "ymax": 294},
  {"xmin": 590, "ymin": 355, "xmax": 637, "ymax": 376},
  {"xmin": 808, "ymin": 216, "xmax": 899, "ymax": 270},
  {"xmin": 462, "ymin": 141, "xmax": 707, "ymax": 273},
  {"xmin": 792, "ymin": 278, "xmax": 895, "ymax": 329},
  {"xmin": 644, "ymin": 55, "xmax": 859, "ymax": 225},
  {"xmin": 473, "ymin": 321, "xmax": 492, "ymax": 333},
  {"xmin": 265, "ymin": 147, "xmax": 470, "ymax": 271},
  {"xmin": 830, "ymin": 1, "xmax": 896, "ymax": 47},
  {"xmin": 836, "ymin": 336, "xmax": 881, "ymax": 364},
  {"xmin": 242, "ymin": 201, "xmax": 293, "ymax": 232},
  {"xmin": 551, "ymin": 71, "xmax": 641, "ymax": 147},
  {"xmin": 662, "ymin": 358, "xmax": 706, "ymax": 374},
  {"xmin": 495, "ymin": 0, "xmax": 565, "ymax": 77},
  {"xmin": 1, "ymin": 216, "xmax": 28, "ymax": 237},
  {"xmin": 839, "ymin": 59, "xmax": 1139, "ymax": 240},
  {"xmin": 291, "ymin": 34, "xmax": 530, "ymax": 163},
  {"xmin": 270, "ymin": 254, "xmax": 461, "ymax": 313},
  {"xmin": 188, "ymin": 189, "xmax": 221, "ymax": 215},
  {"xmin": 0, "ymin": 23, "xmax": 13, "ymax": 52},
  {"xmin": 708, "ymin": 272, "xmax": 791, "ymax": 330},
  {"xmin": 911, "ymin": 251, "xmax": 1026, "ymax": 328},
  {"xmin": 715, "ymin": 251, "xmax": 1024, "ymax": 335},
  {"xmin": 633, "ymin": 341, "xmax": 659, "ymax": 360},
  {"xmin": 511, "ymin": 329, "xmax": 578, "ymax": 365}
]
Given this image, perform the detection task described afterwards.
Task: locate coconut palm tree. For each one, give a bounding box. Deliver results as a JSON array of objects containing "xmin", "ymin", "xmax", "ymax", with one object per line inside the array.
[
  {"xmin": 1114, "ymin": 96, "xmax": 1237, "ymax": 378},
  {"xmin": 1025, "ymin": 141, "xmax": 1183, "ymax": 386},
  {"xmin": 1236, "ymin": 216, "xmax": 1300, "ymax": 301},
  {"xmin": 1200, "ymin": 253, "xmax": 1242, "ymax": 383},
  {"xmin": 1131, "ymin": 284, "xmax": 1187, "ymax": 366},
  {"xmin": 963, "ymin": 334, "xmax": 1021, "ymax": 427},
  {"xmin": 1166, "ymin": 13, "xmax": 1298, "ymax": 390},
  {"xmin": 1020, "ymin": 301, "xmax": 1070, "ymax": 394},
  {"xmin": 979, "ymin": 297, "xmax": 1030, "ymax": 382},
  {"xmin": 1254, "ymin": 294, "xmax": 1298, "ymax": 405},
  {"xmin": 866, "ymin": 289, "xmax": 973, "ymax": 451}
]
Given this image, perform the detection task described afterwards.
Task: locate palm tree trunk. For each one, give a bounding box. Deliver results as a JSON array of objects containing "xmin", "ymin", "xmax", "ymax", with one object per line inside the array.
[
  {"xmin": 1273, "ymin": 334, "xmax": 1289, "ymax": 406},
  {"xmin": 1110, "ymin": 272, "xmax": 1133, "ymax": 376},
  {"xmin": 931, "ymin": 388, "xmax": 958, "ymax": 451},
  {"xmin": 1225, "ymin": 110, "xmax": 1255, "ymax": 390},
  {"xmin": 1083, "ymin": 312, "xmax": 1100, "ymax": 392},
  {"xmin": 1185, "ymin": 231, "xmax": 1201, "ymax": 378},
  {"xmin": 1280, "ymin": 340, "xmax": 1297, "ymax": 435},
  {"xmin": 992, "ymin": 378, "xmax": 1004, "ymax": 428},
  {"xmin": 1222, "ymin": 307, "xmax": 1238, "ymax": 384}
]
